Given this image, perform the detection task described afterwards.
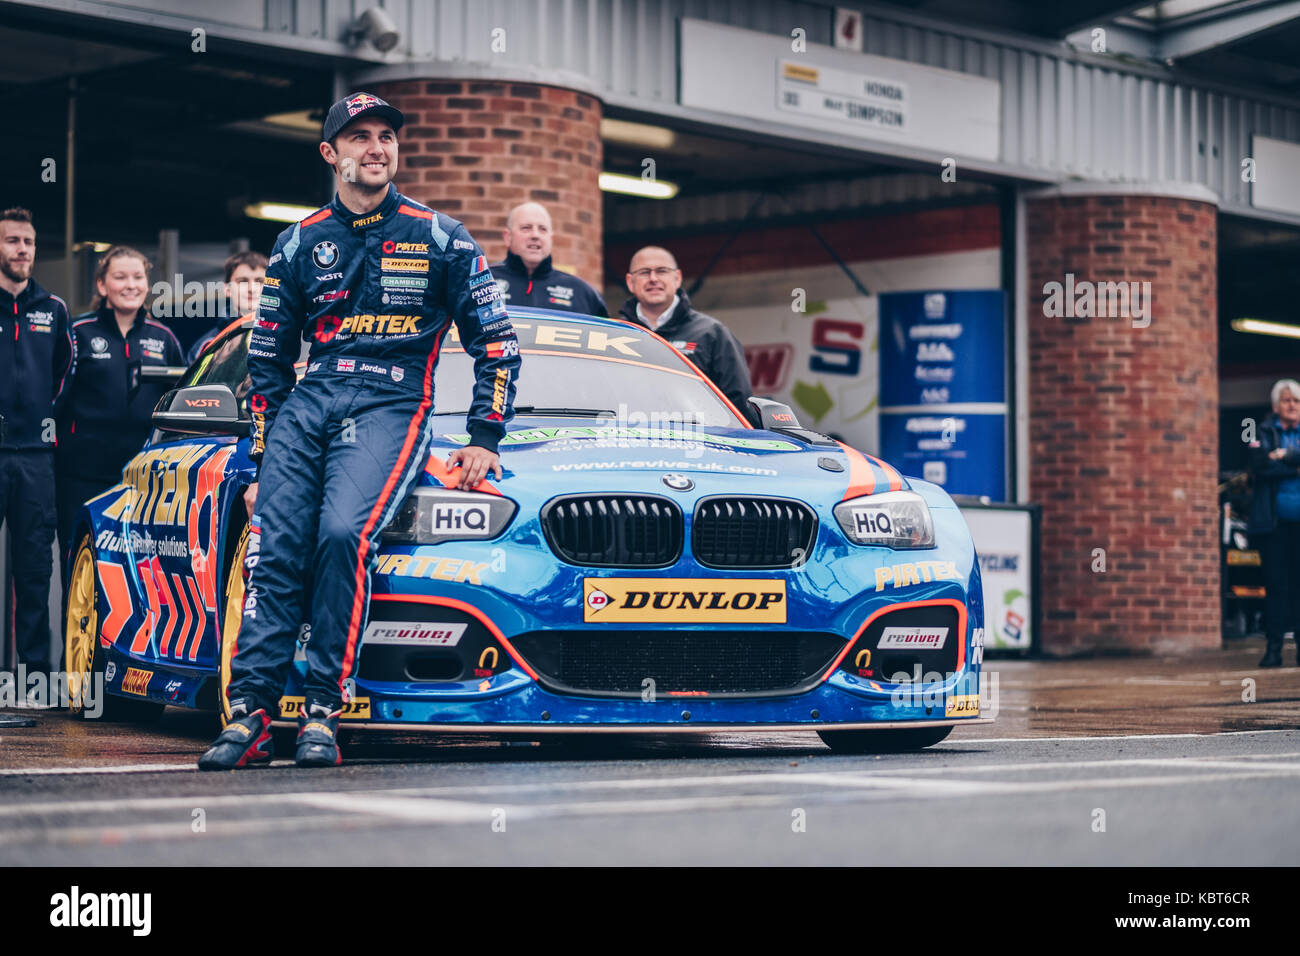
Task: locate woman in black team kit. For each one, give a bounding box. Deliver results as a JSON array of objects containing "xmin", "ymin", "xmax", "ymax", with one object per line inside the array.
[{"xmin": 57, "ymin": 246, "xmax": 183, "ymax": 565}]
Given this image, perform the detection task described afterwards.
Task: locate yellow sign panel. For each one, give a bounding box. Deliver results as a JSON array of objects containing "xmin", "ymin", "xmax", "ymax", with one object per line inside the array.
[
  {"xmin": 121, "ymin": 667, "xmax": 153, "ymax": 696},
  {"xmin": 278, "ymin": 696, "xmax": 372, "ymax": 720},
  {"xmin": 945, "ymin": 694, "xmax": 980, "ymax": 717},
  {"xmin": 783, "ymin": 63, "xmax": 820, "ymax": 83},
  {"xmin": 583, "ymin": 578, "xmax": 786, "ymax": 623}
]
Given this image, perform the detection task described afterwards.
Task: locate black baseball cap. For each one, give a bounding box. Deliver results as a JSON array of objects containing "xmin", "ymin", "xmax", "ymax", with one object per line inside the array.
[{"xmin": 322, "ymin": 91, "xmax": 405, "ymax": 142}]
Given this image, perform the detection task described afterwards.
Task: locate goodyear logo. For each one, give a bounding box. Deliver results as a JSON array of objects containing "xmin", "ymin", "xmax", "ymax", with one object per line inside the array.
[
  {"xmin": 874, "ymin": 560, "xmax": 960, "ymax": 591},
  {"xmin": 946, "ymin": 694, "xmax": 980, "ymax": 717},
  {"xmin": 381, "ymin": 257, "xmax": 429, "ymax": 273},
  {"xmin": 352, "ymin": 210, "xmax": 384, "ymax": 228},
  {"xmin": 121, "ymin": 667, "xmax": 153, "ymax": 696},
  {"xmin": 340, "ymin": 313, "xmax": 420, "ymax": 335},
  {"xmin": 584, "ymin": 578, "xmax": 786, "ymax": 623},
  {"xmin": 278, "ymin": 696, "xmax": 371, "ymax": 720}
]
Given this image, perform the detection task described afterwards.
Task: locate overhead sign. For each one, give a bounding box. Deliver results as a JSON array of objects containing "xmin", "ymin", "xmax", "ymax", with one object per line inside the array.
[
  {"xmin": 1251, "ymin": 135, "xmax": 1300, "ymax": 217},
  {"xmin": 680, "ymin": 18, "xmax": 1001, "ymax": 160}
]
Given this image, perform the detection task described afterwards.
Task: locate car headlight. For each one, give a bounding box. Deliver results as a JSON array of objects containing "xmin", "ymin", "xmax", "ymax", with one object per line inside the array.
[
  {"xmin": 380, "ymin": 488, "xmax": 518, "ymax": 544},
  {"xmin": 833, "ymin": 491, "xmax": 935, "ymax": 549}
]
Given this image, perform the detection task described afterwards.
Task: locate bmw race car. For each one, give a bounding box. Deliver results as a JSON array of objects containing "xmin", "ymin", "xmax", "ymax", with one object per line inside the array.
[{"xmin": 64, "ymin": 308, "xmax": 989, "ymax": 751}]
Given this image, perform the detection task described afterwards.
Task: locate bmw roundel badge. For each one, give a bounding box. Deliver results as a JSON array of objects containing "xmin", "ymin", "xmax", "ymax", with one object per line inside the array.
[
  {"xmin": 662, "ymin": 473, "xmax": 694, "ymax": 491},
  {"xmin": 312, "ymin": 241, "xmax": 339, "ymax": 269}
]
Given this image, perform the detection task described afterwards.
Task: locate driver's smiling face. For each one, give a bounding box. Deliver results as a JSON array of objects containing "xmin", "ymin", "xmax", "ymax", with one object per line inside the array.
[{"xmin": 330, "ymin": 118, "xmax": 398, "ymax": 190}]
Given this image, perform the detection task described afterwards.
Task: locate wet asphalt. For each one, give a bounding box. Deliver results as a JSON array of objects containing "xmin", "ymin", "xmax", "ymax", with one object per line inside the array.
[{"xmin": 1, "ymin": 639, "xmax": 1298, "ymax": 866}]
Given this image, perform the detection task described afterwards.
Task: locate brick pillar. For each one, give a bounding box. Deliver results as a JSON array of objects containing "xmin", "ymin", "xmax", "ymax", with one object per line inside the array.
[
  {"xmin": 370, "ymin": 79, "xmax": 603, "ymax": 288},
  {"xmin": 1026, "ymin": 184, "xmax": 1220, "ymax": 656}
]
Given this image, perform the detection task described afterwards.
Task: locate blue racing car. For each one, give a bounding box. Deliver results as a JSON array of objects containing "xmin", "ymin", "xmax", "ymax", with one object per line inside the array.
[{"xmin": 63, "ymin": 308, "xmax": 989, "ymax": 751}]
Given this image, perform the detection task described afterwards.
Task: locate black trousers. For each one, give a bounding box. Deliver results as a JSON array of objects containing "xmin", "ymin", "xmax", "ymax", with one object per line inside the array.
[
  {"xmin": 0, "ymin": 451, "xmax": 57, "ymax": 671},
  {"xmin": 1258, "ymin": 520, "xmax": 1300, "ymax": 648},
  {"xmin": 55, "ymin": 471, "xmax": 117, "ymax": 575}
]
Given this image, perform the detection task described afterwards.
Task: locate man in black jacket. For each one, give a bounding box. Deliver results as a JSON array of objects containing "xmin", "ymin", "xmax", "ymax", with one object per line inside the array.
[
  {"xmin": 618, "ymin": 246, "xmax": 758, "ymax": 425},
  {"xmin": 1248, "ymin": 379, "xmax": 1300, "ymax": 667},
  {"xmin": 490, "ymin": 202, "xmax": 607, "ymax": 316},
  {"xmin": 0, "ymin": 208, "xmax": 73, "ymax": 681}
]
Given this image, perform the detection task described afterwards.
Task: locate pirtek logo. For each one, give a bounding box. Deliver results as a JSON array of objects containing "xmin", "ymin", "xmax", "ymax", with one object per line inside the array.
[
  {"xmin": 340, "ymin": 313, "xmax": 420, "ymax": 335},
  {"xmin": 352, "ymin": 211, "xmax": 383, "ymax": 228}
]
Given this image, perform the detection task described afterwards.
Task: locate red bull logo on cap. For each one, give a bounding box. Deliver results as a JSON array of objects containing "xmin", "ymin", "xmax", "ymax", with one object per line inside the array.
[{"xmin": 347, "ymin": 93, "xmax": 380, "ymax": 116}]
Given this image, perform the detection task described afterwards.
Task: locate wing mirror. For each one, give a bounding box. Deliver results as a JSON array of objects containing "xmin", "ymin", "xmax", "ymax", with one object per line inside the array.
[{"xmin": 151, "ymin": 384, "xmax": 249, "ymax": 437}]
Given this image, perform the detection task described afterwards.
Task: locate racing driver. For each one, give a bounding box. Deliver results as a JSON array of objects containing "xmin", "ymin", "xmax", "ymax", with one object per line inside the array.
[{"xmin": 200, "ymin": 92, "xmax": 520, "ymax": 769}]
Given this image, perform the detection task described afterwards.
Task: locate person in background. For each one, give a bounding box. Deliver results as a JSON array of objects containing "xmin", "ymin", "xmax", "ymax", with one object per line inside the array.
[
  {"xmin": 619, "ymin": 245, "xmax": 758, "ymax": 425},
  {"xmin": 0, "ymin": 207, "xmax": 73, "ymax": 686},
  {"xmin": 490, "ymin": 202, "xmax": 607, "ymax": 316},
  {"xmin": 187, "ymin": 250, "xmax": 267, "ymax": 364},
  {"xmin": 1247, "ymin": 378, "xmax": 1300, "ymax": 667},
  {"xmin": 56, "ymin": 246, "xmax": 183, "ymax": 565}
]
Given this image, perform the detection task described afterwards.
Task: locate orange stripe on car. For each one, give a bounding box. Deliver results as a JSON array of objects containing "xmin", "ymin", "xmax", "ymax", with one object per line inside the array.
[
  {"xmin": 98, "ymin": 561, "xmax": 133, "ymax": 648},
  {"xmin": 865, "ymin": 454, "xmax": 904, "ymax": 492},
  {"xmin": 371, "ymin": 594, "xmax": 539, "ymax": 681},
  {"xmin": 185, "ymin": 577, "xmax": 206, "ymax": 661},
  {"xmin": 820, "ymin": 598, "xmax": 970, "ymax": 680},
  {"xmin": 835, "ymin": 441, "xmax": 879, "ymax": 500}
]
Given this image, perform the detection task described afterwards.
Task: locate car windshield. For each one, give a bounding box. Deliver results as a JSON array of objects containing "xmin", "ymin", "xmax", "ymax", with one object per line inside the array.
[{"xmin": 433, "ymin": 318, "xmax": 744, "ymax": 427}]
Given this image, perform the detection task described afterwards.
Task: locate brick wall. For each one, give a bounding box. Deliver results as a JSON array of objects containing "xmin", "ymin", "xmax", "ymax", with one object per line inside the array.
[
  {"xmin": 372, "ymin": 80, "xmax": 603, "ymax": 288},
  {"xmin": 1027, "ymin": 193, "xmax": 1220, "ymax": 655}
]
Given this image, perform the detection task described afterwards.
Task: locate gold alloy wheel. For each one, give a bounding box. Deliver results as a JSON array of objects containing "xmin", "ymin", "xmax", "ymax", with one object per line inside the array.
[
  {"xmin": 218, "ymin": 523, "xmax": 250, "ymax": 727},
  {"xmin": 64, "ymin": 536, "xmax": 98, "ymax": 715}
]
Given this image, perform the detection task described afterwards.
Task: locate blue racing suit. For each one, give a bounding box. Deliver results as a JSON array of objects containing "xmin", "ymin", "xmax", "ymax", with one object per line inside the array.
[{"xmin": 227, "ymin": 184, "xmax": 519, "ymax": 713}]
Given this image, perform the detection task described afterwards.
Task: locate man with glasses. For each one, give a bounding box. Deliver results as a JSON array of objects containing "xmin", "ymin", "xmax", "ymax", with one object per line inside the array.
[{"xmin": 618, "ymin": 246, "xmax": 757, "ymax": 425}]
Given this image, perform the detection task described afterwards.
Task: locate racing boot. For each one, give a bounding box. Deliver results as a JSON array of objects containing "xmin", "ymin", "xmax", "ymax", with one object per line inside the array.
[
  {"xmin": 198, "ymin": 703, "xmax": 274, "ymax": 770},
  {"xmin": 295, "ymin": 701, "xmax": 343, "ymax": 768}
]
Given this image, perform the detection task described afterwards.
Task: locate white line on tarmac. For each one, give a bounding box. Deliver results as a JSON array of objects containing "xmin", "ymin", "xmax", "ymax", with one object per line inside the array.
[{"xmin": 0, "ymin": 729, "xmax": 1294, "ymax": 778}]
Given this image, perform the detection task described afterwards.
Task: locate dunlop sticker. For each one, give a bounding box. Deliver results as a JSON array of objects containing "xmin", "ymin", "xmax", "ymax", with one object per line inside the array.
[
  {"xmin": 584, "ymin": 578, "xmax": 786, "ymax": 623},
  {"xmin": 278, "ymin": 696, "xmax": 372, "ymax": 720},
  {"xmin": 945, "ymin": 694, "xmax": 979, "ymax": 717}
]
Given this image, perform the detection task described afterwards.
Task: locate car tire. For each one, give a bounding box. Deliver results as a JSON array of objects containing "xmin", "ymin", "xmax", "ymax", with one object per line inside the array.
[
  {"xmin": 817, "ymin": 725, "xmax": 953, "ymax": 753},
  {"xmin": 64, "ymin": 532, "xmax": 165, "ymax": 723}
]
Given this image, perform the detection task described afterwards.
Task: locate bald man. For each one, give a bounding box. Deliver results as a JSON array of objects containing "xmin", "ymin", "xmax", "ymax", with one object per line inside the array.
[
  {"xmin": 619, "ymin": 245, "xmax": 758, "ymax": 425},
  {"xmin": 490, "ymin": 202, "xmax": 608, "ymax": 316}
]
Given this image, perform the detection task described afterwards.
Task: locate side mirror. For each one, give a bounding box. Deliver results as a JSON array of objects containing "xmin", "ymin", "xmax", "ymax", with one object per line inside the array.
[
  {"xmin": 747, "ymin": 396, "xmax": 838, "ymax": 447},
  {"xmin": 151, "ymin": 384, "xmax": 249, "ymax": 437},
  {"xmin": 747, "ymin": 397, "xmax": 803, "ymax": 429}
]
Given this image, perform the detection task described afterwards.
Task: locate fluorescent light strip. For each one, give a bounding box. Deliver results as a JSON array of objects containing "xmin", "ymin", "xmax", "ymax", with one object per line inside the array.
[
  {"xmin": 1231, "ymin": 318, "xmax": 1300, "ymax": 340},
  {"xmin": 599, "ymin": 172, "xmax": 678, "ymax": 199},
  {"xmin": 244, "ymin": 202, "xmax": 318, "ymax": 223}
]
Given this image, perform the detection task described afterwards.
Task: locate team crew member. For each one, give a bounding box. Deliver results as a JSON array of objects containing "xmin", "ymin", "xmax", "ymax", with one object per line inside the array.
[
  {"xmin": 57, "ymin": 247, "xmax": 184, "ymax": 564},
  {"xmin": 200, "ymin": 92, "xmax": 520, "ymax": 770},
  {"xmin": 1248, "ymin": 379, "xmax": 1300, "ymax": 667},
  {"xmin": 490, "ymin": 201, "xmax": 607, "ymax": 316},
  {"xmin": 0, "ymin": 208, "xmax": 73, "ymax": 680},
  {"xmin": 618, "ymin": 246, "xmax": 758, "ymax": 425},
  {"xmin": 186, "ymin": 250, "xmax": 267, "ymax": 363}
]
